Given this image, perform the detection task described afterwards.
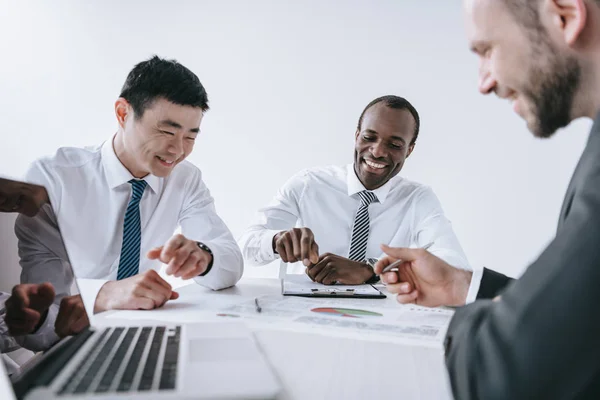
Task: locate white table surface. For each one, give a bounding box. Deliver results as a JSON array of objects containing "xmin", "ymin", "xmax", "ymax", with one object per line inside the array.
[{"xmin": 96, "ymin": 277, "xmax": 454, "ymax": 400}]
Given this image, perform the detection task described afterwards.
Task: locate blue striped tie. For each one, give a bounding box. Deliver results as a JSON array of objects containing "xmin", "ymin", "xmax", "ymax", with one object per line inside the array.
[{"xmin": 117, "ymin": 179, "xmax": 147, "ymax": 280}]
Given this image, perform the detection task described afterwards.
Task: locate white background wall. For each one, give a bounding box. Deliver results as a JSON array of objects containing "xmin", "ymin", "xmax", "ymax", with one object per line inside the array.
[{"xmin": 0, "ymin": 0, "xmax": 592, "ymax": 287}]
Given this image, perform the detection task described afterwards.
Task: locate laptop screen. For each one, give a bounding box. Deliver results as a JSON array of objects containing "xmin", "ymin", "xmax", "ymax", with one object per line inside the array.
[{"xmin": 1, "ymin": 177, "xmax": 90, "ymax": 372}]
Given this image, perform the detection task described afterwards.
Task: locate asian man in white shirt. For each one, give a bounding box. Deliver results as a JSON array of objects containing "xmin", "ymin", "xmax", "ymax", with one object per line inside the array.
[
  {"xmin": 239, "ymin": 95, "xmax": 472, "ymax": 285},
  {"xmin": 15, "ymin": 56, "xmax": 243, "ymax": 349}
]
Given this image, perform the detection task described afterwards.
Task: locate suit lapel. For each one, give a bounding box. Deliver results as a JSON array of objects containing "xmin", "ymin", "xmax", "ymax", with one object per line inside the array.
[{"xmin": 558, "ymin": 169, "xmax": 578, "ymax": 231}]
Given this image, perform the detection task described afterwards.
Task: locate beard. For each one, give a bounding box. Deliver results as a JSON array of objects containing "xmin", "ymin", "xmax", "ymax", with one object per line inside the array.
[{"xmin": 522, "ymin": 44, "xmax": 582, "ymax": 138}]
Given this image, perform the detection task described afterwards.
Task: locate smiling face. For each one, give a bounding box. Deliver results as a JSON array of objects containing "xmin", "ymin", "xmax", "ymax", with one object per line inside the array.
[
  {"xmin": 114, "ymin": 97, "xmax": 204, "ymax": 178},
  {"xmin": 353, "ymin": 103, "xmax": 416, "ymax": 190},
  {"xmin": 465, "ymin": 0, "xmax": 582, "ymax": 138}
]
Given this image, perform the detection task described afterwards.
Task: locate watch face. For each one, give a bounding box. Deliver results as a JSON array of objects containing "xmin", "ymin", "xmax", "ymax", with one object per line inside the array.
[{"xmin": 196, "ymin": 241, "xmax": 212, "ymax": 254}]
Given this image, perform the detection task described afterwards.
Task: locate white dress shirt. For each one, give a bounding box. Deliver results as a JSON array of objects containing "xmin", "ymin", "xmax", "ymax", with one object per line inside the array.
[
  {"xmin": 15, "ymin": 137, "xmax": 243, "ymax": 344},
  {"xmin": 239, "ymin": 164, "xmax": 481, "ymax": 302}
]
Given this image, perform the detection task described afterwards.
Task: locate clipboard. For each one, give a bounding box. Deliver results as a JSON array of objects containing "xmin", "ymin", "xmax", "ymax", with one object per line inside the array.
[{"xmin": 280, "ymin": 271, "xmax": 386, "ymax": 299}]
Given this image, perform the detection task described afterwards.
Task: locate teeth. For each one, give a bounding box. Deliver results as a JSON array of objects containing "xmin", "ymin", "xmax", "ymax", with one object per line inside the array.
[
  {"xmin": 365, "ymin": 160, "xmax": 386, "ymax": 169},
  {"xmin": 158, "ymin": 156, "xmax": 174, "ymax": 164}
]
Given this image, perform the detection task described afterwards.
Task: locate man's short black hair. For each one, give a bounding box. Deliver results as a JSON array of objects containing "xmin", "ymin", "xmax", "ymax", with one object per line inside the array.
[
  {"xmin": 119, "ymin": 55, "xmax": 209, "ymax": 119},
  {"xmin": 357, "ymin": 95, "xmax": 421, "ymax": 145}
]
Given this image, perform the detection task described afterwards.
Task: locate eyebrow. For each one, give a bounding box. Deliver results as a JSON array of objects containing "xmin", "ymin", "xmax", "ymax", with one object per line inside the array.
[
  {"xmin": 158, "ymin": 119, "xmax": 200, "ymax": 133},
  {"xmin": 364, "ymin": 129, "xmax": 407, "ymax": 144}
]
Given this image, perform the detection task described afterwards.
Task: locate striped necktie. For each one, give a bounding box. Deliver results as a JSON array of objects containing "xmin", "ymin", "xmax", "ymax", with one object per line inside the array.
[
  {"xmin": 117, "ymin": 179, "xmax": 147, "ymax": 280},
  {"xmin": 348, "ymin": 190, "xmax": 378, "ymax": 262}
]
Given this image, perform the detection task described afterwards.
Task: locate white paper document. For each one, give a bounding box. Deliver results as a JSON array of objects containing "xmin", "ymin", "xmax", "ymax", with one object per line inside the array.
[
  {"xmin": 282, "ymin": 274, "xmax": 383, "ymax": 297},
  {"xmin": 216, "ymin": 295, "xmax": 454, "ymax": 347}
]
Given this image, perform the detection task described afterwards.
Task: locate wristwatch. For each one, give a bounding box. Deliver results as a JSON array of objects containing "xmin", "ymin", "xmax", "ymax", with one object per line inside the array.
[
  {"xmin": 365, "ymin": 258, "xmax": 380, "ymax": 284},
  {"xmin": 196, "ymin": 241, "xmax": 214, "ymax": 276}
]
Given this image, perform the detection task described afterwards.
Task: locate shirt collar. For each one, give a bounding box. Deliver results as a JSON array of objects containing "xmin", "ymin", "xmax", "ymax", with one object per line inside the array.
[
  {"xmin": 346, "ymin": 163, "xmax": 394, "ymax": 204},
  {"xmin": 101, "ymin": 135, "xmax": 161, "ymax": 193}
]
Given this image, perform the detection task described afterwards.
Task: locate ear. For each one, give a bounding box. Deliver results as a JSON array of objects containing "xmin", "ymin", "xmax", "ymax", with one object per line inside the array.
[
  {"xmin": 115, "ymin": 98, "xmax": 132, "ymax": 129},
  {"xmin": 355, "ymin": 129, "xmax": 360, "ymax": 141},
  {"xmin": 406, "ymin": 143, "xmax": 416, "ymax": 158},
  {"xmin": 546, "ymin": 0, "xmax": 587, "ymax": 46}
]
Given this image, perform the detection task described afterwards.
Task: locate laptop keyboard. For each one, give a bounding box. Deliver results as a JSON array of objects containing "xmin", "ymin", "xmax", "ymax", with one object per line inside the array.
[
  {"xmin": 139, "ymin": 327, "xmax": 165, "ymax": 391},
  {"xmin": 58, "ymin": 326, "xmax": 181, "ymax": 395},
  {"xmin": 117, "ymin": 327, "xmax": 152, "ymax": 392},
  {"xmin": 160, "ymin": 326, "xmax": 181, "ymax": 390},
  {"xmin": 99, "ymin": 327, "xmax": 141, "ymax": 392}
]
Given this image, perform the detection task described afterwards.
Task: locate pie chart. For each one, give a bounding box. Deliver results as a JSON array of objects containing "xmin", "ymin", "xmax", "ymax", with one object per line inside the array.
[
  {"xmin": 311, "ymin": 307, "xmax": 383, "ymax": 318},
  {"xmin": 216, "ymin": 313, "xmax": 240, "ymax": 318}
]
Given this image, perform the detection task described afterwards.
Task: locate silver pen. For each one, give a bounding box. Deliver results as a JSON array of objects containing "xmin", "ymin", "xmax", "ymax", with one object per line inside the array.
[
  {"xmin": 254, "ymin": 297, "xmax": 262, "ymax": 313},
  {"xmin": 381, "ymin": 242, "xmax": 434, "ymax": 273}
]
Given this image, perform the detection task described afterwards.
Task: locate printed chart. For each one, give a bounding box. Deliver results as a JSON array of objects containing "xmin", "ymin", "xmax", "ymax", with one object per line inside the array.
[
  {"xmin": 216, "ymin": 296, "xmax": 454, "ymax": 346},
  {"xmin": 310, "ymin": 307, "xmax": 383, "ymax": 318}
]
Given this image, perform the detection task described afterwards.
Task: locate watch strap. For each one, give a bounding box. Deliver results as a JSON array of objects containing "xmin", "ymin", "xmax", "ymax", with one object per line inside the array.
[{"xmin": 196, "ymin": 242, "xmax": 214, "ymax": 276}]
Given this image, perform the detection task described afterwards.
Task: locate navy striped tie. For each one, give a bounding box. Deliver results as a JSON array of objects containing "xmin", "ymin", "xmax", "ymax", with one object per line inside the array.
[
  {"xmin": 117, "ymin": 179, "xmax": 147, "ymax": 280},
  {"xmin": 348, "ymin": 190, "xmax": 378, "ymax": 262}
]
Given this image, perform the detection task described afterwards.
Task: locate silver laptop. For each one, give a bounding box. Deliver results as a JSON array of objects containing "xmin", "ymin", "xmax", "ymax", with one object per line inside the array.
[
  {"xmin": 0, "ymin": 359, "xmax": 16, "ymax": 400},
  {"xmin": 0, "ymin": 178, "xmax": 280, "ymax": 399}
]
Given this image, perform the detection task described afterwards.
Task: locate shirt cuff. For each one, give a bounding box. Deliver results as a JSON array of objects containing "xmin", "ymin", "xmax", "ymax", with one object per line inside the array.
[
  {"xmin": 76, "ymin": 278, "xmax": 109, "ymax": 318},
  {"xmin": 260, "ymin": 229, "xmax": 283, "ymax": 262},
  {"xmin": 465, "ymin": 267, "xmax": 484, "ymax": 304},
  {"xmin": 192, "ymin": 241, "xmax": 243, "ymax": 290}
]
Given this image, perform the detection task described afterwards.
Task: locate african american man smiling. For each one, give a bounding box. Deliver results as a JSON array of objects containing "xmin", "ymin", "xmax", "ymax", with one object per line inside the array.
[{"xmin": 240, "ymin": 95, "xmax": 473, "ymax": 286}]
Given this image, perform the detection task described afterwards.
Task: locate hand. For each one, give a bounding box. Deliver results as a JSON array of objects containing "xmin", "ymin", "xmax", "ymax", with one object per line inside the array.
[
  {"xmin": 306, "ymin": 253, "xmax": 374, "ymax": 285},
  {"xmin": 0, "ymin": 178, "xmax": 49, "ymax": 217},
  {"xmin": 374, "ymin": 244, "xmax": 472, "ymax": 307},
  {"xmin": 147, "ymin": 234, "xmax": 213, "ymax": 279},
  {"xmin": 55, "ymin": 295, "xmax": 90, "ymax": 338},
  {"xmin": 94, "ymin": 270, "xmax": 179, "ymax": 313},
  {"xmin": 4, "ymin": 283, "xmax": 55, "ymax": 335},
  {"xmin": 273, "ymin": 227, "xmax": 319, "ymax": 267}
]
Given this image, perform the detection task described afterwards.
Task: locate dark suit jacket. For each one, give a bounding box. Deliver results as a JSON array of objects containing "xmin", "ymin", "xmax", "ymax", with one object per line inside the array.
[
  {"xmin": 476, "ymin": 268, "xmax": 513, "ymax": 300},
  {"xmin": 445, "ymin": 113, "xmax": 600, "ymax": 400}
]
